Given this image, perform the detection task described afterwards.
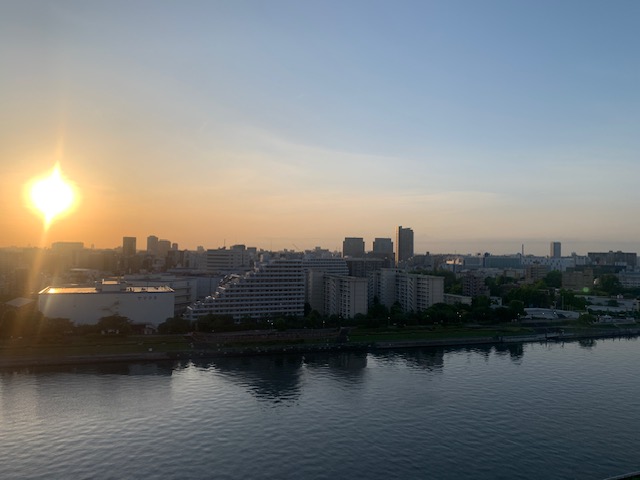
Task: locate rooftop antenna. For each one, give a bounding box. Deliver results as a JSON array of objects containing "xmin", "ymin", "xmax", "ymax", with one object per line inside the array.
[{"xmin": 521, "ymin": 244, "xmax": 524, "ymax": 256}]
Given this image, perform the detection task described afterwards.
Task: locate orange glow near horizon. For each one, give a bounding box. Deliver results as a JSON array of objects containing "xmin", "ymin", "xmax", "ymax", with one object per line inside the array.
[{"xmin": 27, "ymin": 163, "xmax": 78, "ymax": 229}]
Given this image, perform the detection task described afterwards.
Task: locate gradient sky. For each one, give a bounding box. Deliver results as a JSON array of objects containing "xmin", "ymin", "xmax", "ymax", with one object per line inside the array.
[{"xmin": 1, "ymin": 0, "xmax": 639, "ymax": 256}]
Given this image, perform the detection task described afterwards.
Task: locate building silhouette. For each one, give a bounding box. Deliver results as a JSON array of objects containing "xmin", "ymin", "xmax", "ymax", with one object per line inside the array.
[
  {"xmin": 342, "ymin": 237, "xmax": 365, "ymax": 258},
  {"xmin": 395, "ymin": 226, "xmax": 414, "ymax": 266},
  {"xmin": 122, "ymin": 237, "xmax": 136, "ymax": 257},
  {"xmin": 373, "ymin": 238, "xmax": 393, "ymax": 254},
  {"xmin": 370, "ymin": 269, "xmax": 443, "ymax": 312},
  {"xmin": 147, "ymin": 235, "xmax": 159, "ymax": 255}
]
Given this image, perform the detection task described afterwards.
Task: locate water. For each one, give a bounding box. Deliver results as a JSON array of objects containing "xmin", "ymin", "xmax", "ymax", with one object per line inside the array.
[{"xmin": 2, "ymin": 338, "xmax": 640, "ymax": 479}]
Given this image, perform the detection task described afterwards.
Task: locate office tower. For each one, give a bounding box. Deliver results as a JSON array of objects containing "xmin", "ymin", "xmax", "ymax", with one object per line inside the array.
[
  {"xmin": 373, "ymin": 238, "xmax": 394, "ymax": 254},
  {"xmin": 550, "ymin": 242, "xmax": 561, "ymax": 258},
  {"xmin": 122, "ymin": 237, "xmax": 136, "ymax": 257},
  {"xmin": 342, "ymin": 237, "xmax": 365, "ymax": 258},
  {"xmin": 206, "ymin": 245, "xmax": 250, "ymax": 273},
  {"xmin": 147, "ymin": 235, "xmax": 159, "ymax": 255},
  {"xmin": 157, "ymin": 239, "xmax": 171, "ymax": 257},
  {"xmin": 395, "ymin": 226, "xmax": 414, "ymax": 266}
]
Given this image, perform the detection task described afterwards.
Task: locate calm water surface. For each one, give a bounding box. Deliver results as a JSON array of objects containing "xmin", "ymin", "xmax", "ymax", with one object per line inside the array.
[{"xmin": 2, "ymin": 338, "xmax": 640, "ymax": 479}]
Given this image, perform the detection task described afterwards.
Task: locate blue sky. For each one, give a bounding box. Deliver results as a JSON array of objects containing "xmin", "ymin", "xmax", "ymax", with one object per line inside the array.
[{"xmin": 1, "ymin": 1, "xmax": 639, "ymax": 255}]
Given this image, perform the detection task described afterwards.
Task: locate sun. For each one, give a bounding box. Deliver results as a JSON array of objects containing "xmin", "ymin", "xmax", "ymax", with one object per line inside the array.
[{"xmin": 28, "ymin": 164, "xmax": 76, "ymax": 228}]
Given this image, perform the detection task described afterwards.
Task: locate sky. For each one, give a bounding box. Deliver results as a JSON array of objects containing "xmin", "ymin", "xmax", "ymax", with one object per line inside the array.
[{"xmin": 1, "ymin": 0, "xmax": 639, "ymax": 256}]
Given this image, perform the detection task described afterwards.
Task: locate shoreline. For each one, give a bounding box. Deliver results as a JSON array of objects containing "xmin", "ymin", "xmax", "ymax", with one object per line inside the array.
[{"xmin": 1, "ymin": 328, "xmax": 638, "ymax": 370}]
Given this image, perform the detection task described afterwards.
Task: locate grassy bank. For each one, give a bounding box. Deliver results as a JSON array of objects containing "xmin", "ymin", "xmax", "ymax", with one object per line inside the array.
[
  {"xmin": 0, "ymin": 334, "xmax": 190, "ymax": 359},
  {"xmin": 1, "ymin": 322, "xmax": 638, "ymax": 368}
]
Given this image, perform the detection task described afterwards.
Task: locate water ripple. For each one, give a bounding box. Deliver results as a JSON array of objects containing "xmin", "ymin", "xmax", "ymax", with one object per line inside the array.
[{"xmin": 2, "ymin": 339, "xmax": 640, "ymax": 479}]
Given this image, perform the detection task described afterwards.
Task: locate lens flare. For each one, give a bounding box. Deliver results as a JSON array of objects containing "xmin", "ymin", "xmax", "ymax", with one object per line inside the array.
[{"xmin": 29, "ymin": 164, "xmax": 76, "ymax": 228}]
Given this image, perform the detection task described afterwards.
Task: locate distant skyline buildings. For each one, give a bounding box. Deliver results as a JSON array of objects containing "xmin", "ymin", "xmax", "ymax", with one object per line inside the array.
[
  {"xmin": 15, "ymin": 234, "xmax": 638, "ymax": 259},
  {"xmin": 3, "ymin": 3, "xmax": 640, "ymax": 260},
  {"xmin": 147, "ymin": 235, "xmax": 158, "ymax": 255},
  {"xmin": 7, "ymin": 226, "xmax": 640, "ymax": 261},
  {"xmin": 122, "ymin": 237, "xmax": 136, "ymax": 257},
  {"xmin": 342, "ymin": 237, "xmax": 365, "ymax": 258},
  {"xmin": 373, "ymin": 238, "xmax": 394, "ymax": 255},
  {"xmin": 396, "ymin": 226, "xmax": 414, "ymax": 266}
]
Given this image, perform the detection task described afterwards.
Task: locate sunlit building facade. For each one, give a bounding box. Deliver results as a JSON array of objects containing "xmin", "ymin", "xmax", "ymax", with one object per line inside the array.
[
  {"xmin": 38, "ymin": 280, "xmax": 174, "ymax": 326},
  {"xmin": 184, "ymin": 258, "xmax": 305, "ymax": 321}
]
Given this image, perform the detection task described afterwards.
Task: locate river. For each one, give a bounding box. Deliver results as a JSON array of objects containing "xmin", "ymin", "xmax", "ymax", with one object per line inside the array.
[{"xmin": 1, "ymin": 337, "xmax": 639, "ymax": 479}]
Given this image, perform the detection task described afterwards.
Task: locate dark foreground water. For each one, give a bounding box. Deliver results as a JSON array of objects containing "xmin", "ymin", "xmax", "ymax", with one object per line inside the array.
[{"xmin": 2, "ymin": 338, "xmax": 640, "ymax": 480}]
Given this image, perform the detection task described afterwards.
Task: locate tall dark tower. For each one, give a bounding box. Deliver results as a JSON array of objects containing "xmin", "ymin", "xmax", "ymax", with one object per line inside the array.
[
  {"xmin": 147, "ymin": 235, "xmax": 159, "ymax": 255},
  {"xmin": 342, "ymin": 237, "xmax": 365, "ymax": 258},
  {"xmin": 122, "ymin": 236, "xmax": 136, "ymax": 257},
  {"xmin": 395, "ymin": 226, "xmax": 414, "ymax": 266},
  {"xmin": 122, "ymin": 236, "xmax": 137, "ymax": 273}
]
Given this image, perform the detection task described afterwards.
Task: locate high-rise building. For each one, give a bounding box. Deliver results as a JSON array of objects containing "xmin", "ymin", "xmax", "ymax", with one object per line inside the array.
[
  {"xmin": 342, "ymin": 237, "xmax": 365, "ymax": 258},
  {"xmin": 184, "ymin": 258, "xmax": 305, "ymax": 321},
  {"xmin": 550, "ymin": 242, "xmax": 561, "ymax": 258},
  {"xmin": 122, "ymin": 237, "xmax": 136, "ymax": 257},
  {"xmin": 157, "ymin": 239, "xmax": 171, "ymax": 257},
  {"xmin": 373, "ymin": 238, "xmax": 393, "ymax": 254},
  {"xmin": 395, "ymin": 226, "xmax": 414, "ymax": 266},
  {"xmin": 206, "ymin": 245, "xmax": 251, "ymax": 273},
  {"xmin": 370, "ymin": 269, "xmax": 444, "ymax": 312},
  {"xmin": 147, "ymin": 235, "xmax": 159, "ymax": 255},
  {"xmin": 323, "ymin": 275, "xmax": 368, "ymax": 318}
]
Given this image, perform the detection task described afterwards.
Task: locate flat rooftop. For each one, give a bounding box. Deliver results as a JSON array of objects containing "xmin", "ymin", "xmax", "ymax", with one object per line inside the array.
[{"xmin": 39, "ymin": 285, "xmax": 174, "ymax": 295}]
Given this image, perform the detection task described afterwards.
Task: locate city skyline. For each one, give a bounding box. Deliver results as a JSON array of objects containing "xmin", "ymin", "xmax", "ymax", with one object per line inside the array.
[{"xmin": 2, "ymin": 2, "xmax": 639, "ymax": 256}]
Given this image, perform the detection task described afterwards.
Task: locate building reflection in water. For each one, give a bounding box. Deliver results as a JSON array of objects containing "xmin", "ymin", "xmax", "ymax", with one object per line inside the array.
[{"xmin": 194, "ymin": 355, "xmax": 304, "ymax": 403}]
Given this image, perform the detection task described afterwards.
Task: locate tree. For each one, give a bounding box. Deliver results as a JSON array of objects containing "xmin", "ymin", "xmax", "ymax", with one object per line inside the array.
[
  {"xmin": 557, "ymin": 290, "xmax": 587, "ymax": 311},
  {"xmin": 422, "ymin": 270, "xmax": 462, "ymax": 294},
  {"xmin": 470, "ymin": 296, "xmax": 492, "ymax": 324},
  {"xmin": 97, "ymin": 315, "xmax": 133, "ymax": 335},
  {"xmin": 42, "ymin": 317, "xmax": 74, "ymax": 337},
  {"xmin": 424, "ymin": 303, "xmax": 460, "ymax": 325},
  {"xmin": 508, "ymin": 300, "xmax": 525, "ymax": 318},
  {"xmin": 543, "ymin": 270, "xmax": 562, "ymax": 288},
  {"xmin": 195, "ymin": 314, "xmax": 235, "ymax": 332},
  {"xmin": 158, "ymin": 316, "xmax": 192, "ymax": 334},
  {"xmin": 505, "ymin": 284, "xmax": 551, "ymax": 308},
  {"xmin": 367, "ymin": 296, "xmax": 389, "ymax": 320},
  {"xmin": 597, "ymin": 275, "xmax": 623, "ymax": 296}
]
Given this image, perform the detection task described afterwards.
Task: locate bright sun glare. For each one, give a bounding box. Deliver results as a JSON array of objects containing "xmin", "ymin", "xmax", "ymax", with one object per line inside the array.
[{"xmin": 29, "ymin": 164, "xmax": 75, "ymax": 228}]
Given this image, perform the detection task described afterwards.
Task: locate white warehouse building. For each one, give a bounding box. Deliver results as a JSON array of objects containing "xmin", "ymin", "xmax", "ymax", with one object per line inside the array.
[{"xmin": 38, "ymin": 280, "xmax": 175, "ymax": 326}]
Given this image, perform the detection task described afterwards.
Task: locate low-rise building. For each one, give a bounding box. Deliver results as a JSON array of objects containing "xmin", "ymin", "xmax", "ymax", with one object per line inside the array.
[
  {"xmin": 562, "ymin": 268, "xmax": 594, "ymax": 291},
  {"xmin": 123, "ymin": 274, "xmax": 198, "ymax": 316},
  {"xmin": 461, "ymin": 273, "xmax": 490, "ymax": 297},
  {"xmin": 38, "ymin": 280, "xmax": 174, "ymax": 326}
]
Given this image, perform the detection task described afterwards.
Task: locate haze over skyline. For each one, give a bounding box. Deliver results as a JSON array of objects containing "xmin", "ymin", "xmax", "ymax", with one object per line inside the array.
[{"xmin": 2, "ymin": 1, "xmax": 639, "ymax": 256}]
